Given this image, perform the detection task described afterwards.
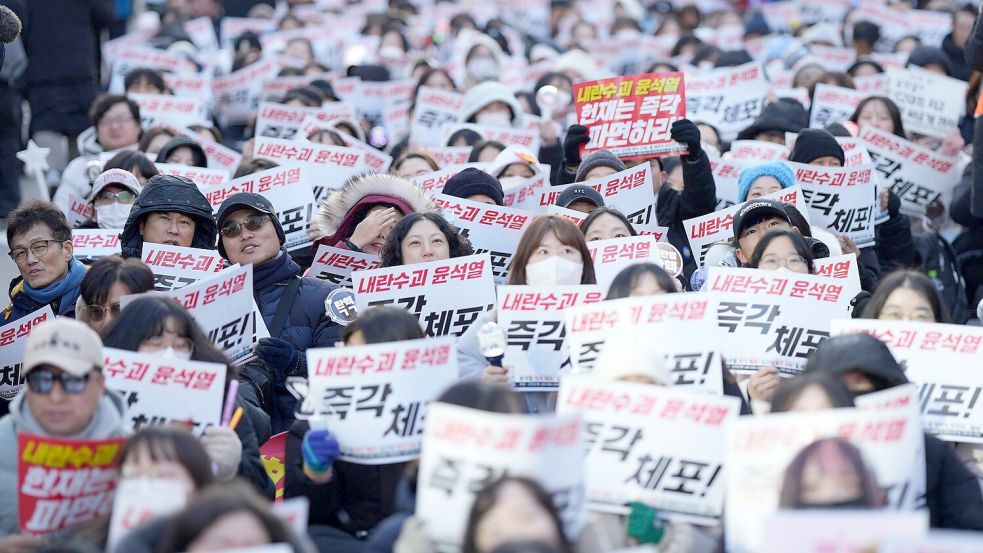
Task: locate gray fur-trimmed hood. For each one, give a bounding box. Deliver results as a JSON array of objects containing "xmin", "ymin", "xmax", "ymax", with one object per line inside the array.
[{"xmin": 315, "ymin": 173, "xmax": 439, "ymax": 246}]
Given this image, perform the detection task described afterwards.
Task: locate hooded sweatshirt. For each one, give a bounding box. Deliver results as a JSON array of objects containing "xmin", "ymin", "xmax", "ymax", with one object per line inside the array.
[
  {"xmin": 0, "ymin": 391, "xmax": 128, "ymax": 537},
  {"xmin": 119, "ymin": 175, "xmax": 218, "ymax": 259}
]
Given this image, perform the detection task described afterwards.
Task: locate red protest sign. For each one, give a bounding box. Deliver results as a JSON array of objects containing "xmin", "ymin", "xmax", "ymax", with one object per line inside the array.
[
  {"xmin": 17, "ymin": 433, "xmax": 126, "ymax": 535},
  {"xmin": 574, "ymin": 72, "xmax": 688, "ymax": 160}
]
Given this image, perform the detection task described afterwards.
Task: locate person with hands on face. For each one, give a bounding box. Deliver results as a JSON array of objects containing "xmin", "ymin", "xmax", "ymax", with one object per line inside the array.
[{"xmin": 216, "ymin": 193, "xmax": 343, "ymax": 434}]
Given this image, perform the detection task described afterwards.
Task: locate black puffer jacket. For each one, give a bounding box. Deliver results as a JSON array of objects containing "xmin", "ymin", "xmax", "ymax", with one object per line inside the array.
[
  {"xmin": 657, "ymin": 150, "xmax": 718, "ymax": 278},
  {"xmin": 119, "ymin": 174, "xmax": 218, "ymax": 259}
]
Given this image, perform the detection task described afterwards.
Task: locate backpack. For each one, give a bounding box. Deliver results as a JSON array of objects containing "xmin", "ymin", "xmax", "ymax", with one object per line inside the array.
[{"xmin": 914, "ymin": 233, "xmax": 969, "ymax": 324}]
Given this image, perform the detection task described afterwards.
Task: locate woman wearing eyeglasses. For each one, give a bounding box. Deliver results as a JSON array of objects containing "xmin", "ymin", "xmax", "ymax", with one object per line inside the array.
[
  {"xmin": 746, "ymin": 229, "xmax": 816, "ymax": 275},
  {"xmin": 76, "ymin": 256, "xmax": 154, "ymax": 336},
  {"xmin": 216, "ymin": 192, "xmax": 343, "ymax": 434}
]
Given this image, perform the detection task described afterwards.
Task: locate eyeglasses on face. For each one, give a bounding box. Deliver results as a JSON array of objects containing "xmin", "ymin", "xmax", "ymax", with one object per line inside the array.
[
  {"xmin": 26, "ymin": 368, "xmax": 96, "ymax": 394},
  {"xmin": 8, "ymin": 239, "xmax": 67, "ymax": 263},
  {"xmin": 220, "ymin": 214, "xmax": 271, "ymax": 238},
  {"xmin": 84, "ymin": 302, "xmax": 121, "ymax": 323},
  {"xmin": 95, "ymin": 190, "xmax": 136, "ymax": 205}
]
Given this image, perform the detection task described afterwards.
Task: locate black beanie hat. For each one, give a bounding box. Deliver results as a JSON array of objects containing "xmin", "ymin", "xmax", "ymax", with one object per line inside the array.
[
  {"xmin": 442, "ymin": 168, "xmax": 505, "ymax": 206},
  {"xmin": 215, "ymin": 192, "xmax": 286, "ymax": 259},
  {"xmin": 788, "ymin": 128, "xmax": 845, "ymax": 166}
]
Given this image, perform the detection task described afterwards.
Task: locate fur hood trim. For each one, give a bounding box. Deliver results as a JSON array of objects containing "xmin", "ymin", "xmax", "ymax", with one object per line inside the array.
[{"xmin": 316, "ymin": 173, "xmax": 439, "ymax": 244}]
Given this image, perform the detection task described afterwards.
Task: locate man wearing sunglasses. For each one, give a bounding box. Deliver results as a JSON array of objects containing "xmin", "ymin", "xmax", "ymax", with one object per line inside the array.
[
  {"xmin": 0, "ymin": 318, "xmax": 126, "ymax": 538},
  {"xmin": 119, "ymin": 174, "xmax": 217, "ymax": 259},
  {"xmin": 216, "ymin": 193, "xmax": 342, "ymax": 433},
  {"xmin": 81, "ymin": 168, "xmax": 143, "ymax": 230}
]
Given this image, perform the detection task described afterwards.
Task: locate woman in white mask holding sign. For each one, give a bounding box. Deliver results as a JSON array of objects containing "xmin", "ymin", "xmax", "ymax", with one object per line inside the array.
[
  {"xmin": 79, "ymin": 168, "xmax": 143, "ymax": 230},
  {"xmin": 457, "ymin": 216, "xmax": 596, "ymax": 413}
]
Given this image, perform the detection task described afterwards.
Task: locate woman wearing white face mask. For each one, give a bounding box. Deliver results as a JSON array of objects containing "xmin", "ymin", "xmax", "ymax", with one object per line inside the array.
[
  {"xmin": 463, "ymin": 39, "xmax": 505, "ymax": 88},
  {"xmin": 457, "ymin": 216, "xmax": 596, "ymax": 413},
  {"xmin": 102, "ymin": 297, "xmax": 275, "ymax": 500},
  {"xmin": 460, "ymin": 81, "xmax": 525, "ymax": 129},
  {"xmin": 83, "ymin": 169, "xmax": 143, "ymax": 230}
]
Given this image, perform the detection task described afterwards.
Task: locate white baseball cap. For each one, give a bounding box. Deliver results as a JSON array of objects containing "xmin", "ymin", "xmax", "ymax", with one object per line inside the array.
[
  {"xmin": 89, "ymin": 168, "xmax": 143, "ymax": 201},
  {"xmin": 23, "ymin": 318, "xmax": 103, "ymax": 378}
]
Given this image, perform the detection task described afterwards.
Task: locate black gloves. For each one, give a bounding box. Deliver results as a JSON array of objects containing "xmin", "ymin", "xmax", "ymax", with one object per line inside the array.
[
  {"xmin": 670, "ymin": 119, "xmax": 702, "ymax": 158},
  {"xmin": 563, "ymin": 124, "xmax": 590, "ymax": 166}
]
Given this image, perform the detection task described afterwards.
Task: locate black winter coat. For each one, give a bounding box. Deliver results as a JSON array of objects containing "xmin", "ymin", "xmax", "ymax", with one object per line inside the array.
[
  {"xmin": 924, "ymin": 433, "xmax": 983, "ymax": 530},
  {"xmin": 23, "ymin": 0, "xmax": 114, "ymax": 135},
  {"xmin": 656, "ymin": 150, "xmax": 718, "ymax": 278},
  {"xmin": 285, "ymin": 420, "xmax": 407, "ymax": 535}
]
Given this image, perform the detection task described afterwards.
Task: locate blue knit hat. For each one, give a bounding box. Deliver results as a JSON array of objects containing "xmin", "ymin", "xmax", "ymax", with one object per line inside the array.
[{"xmin": 737, "ymin": 162, "xmax": 796, "ymax": 202}]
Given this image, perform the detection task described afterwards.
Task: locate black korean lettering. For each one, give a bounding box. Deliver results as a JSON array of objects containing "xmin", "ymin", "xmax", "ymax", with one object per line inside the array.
[
  {"xmin": 449, "ymin": 306, "xmax": 489, "ymax": 337},
  {"xmin": 767, "ymin": 326, "xmax": 828, "ymax": 360},
  {"xmin": 429, "ymin": 456, "xmax": 461, "ymax": 496},
  {"xmin": 575, "ymin": 341, "xmax": 604, "ymax": 370},
  {"xmin": 210, "ymin": 315, "xmax": 250, "ymax": 351},
  {"xmin": 320, "ymin": 386, "xmax": 356, "ymax": 419},
  {"xmin": 354, "ymin": 383, "xmax": 393, "ymax": 417},
  {"xmin": 506, "ymin": 320, "xmax": 539, "ymax": 350},
  {"xmin": 384, "ymin": 401, "xmax": 425, "ymax": 437},
  {"xmin": 919, "ymin": 384, "xmax": 982, "ymax": 419},
  {"xmin": 802, "ymin": 190, "xmax": 841, "ymax": 216},
  {"xmin": 626, "ymin": 454, "xmax": 673, "ymax": 490},
  {"xmin": 600, "ymin": 425, "xmax": 643, "ymax": 462},
  {"xmin": 0, "ymin": 364, "xmax": 23, "ymax": 387},
  {"xmin": 395, "ymin": 295, "xmax": 427, "ymax": 319},
  {"xmin": 742, "ymin": 304, "xmax": 780, "ymax": 334},
  {"xmin": 668, "ymin": 352, "xmax": 714, "ymax": 386},
  {"xmin": 424, "ymin": 309, "xmax": 453, "ymax": 337},
  {"xmin": 662, "ymin": 461, "xmax": 721, "ymax": 496},
  {"xmin": 466, "ymin": 464, "xmax": 504, "ymax": 494},
  {"xmin": 279, "ymin": 206, "xmax": 308, "ymax": 236},
  {"xmin": 154, "ymin": 274, "xmax": 176, "ymax": 291},
  {"xmin": 717, "ymin": 302, "xmax": 747, "ymax": 333}
]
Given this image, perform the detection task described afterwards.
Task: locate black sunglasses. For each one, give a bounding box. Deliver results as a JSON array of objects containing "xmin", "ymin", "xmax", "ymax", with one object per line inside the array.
[
  {"xmin": 220, "ymin": 214, "xmax": 271, "ymax": 238},
  {"xmin": 26, "ymin": 368, "xmax": 96, "ymax": 395}
]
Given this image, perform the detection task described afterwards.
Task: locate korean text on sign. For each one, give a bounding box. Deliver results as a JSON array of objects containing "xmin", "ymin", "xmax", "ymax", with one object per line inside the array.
[
  {"xmin": 574, "ymin": 72, "xmax": 688, "ymax": 159},
  {"xmin": 142, "ymin": 243, "xmax": 225, "ymax": 292},
  {"xmin": 0, "ymin": 306, "xmax": 54, "ymax": 402},
  {"xmin": 308, "ymin": 245, "xmax": 382, "ymax": 288}
]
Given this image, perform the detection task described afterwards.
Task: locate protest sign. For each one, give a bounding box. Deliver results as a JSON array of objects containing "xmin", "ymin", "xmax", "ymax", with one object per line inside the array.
[
  {"xmin": 154, "ymin": 163, "xmax": 229, "ymax": 188},
  {"xmin": 66, "ymin": 195, "xmax": 95, "ymax": 229},
  {"xmin": 761, "ymin": 511, "xmax": 928, "ymax": 553},
  {"xmin": 129, "ymin": 93, "xmax": 209, "ymax": 130},
  {"xmin": 107, "ymin": 477, "xmax": 188, "ymax": 549},
  {"xmin": 788, "ymin": 161, "xmax": 878, "ymax": 248},
  {"xmin": 417, "ymin": 403, "xmax": 584, "ymax": 549},
  {"xmin": 433, "ymin": 194, "xmax": 534, "ymax": 283},
  {"xmin": 727, "ymin": 140, "xmax": 787, "ymax": 163},
  {"xmin": 503, "ymin": 173, "xmax": 550, "ymax": 210},
  {"xmin": 854, "ymin": 73, "xmax": 888, "ymax": 94},
  {"xmin": 163, "ymin": 73, "xmax": 214, "ymax": 101},
  {"xmin": 158, "ymin": 265, "xmax": 268, "ymax": 363},
  {"xmin": 107, "ymin": 46, "xmax": 192, "ymax": 94},
  {"xmin": 574, "ymin": 72, "xmax": 688, "ymax": 159},
  {"xmin": 539, "ymin": 164, "xmax": 659, "ymax": 233},
  {"xmin": 831, "ymin": 319, "xmax": 983, "ymax": 443},
  {"xmin": 303, "ymin": 336, "xmax": 459, "ymax": 464},
  {"xmin": 685, "ymin": 62, "xmax": 767, "ymax": 141},
  {"xmin": 410, "ymin": 166, "xmax": 468, "ymax": 197},
  {"xmin": 141, "ymin": 243, "xmax": 225, "ymax": 292},
  {"xmin": 858, "ymin": 125, "xmax": 962, "ymax": 216},
  {"xmin": 558, "ymin": 377, "xmax": 740, "ymax": 523},
  {"xmin": 0, "ymin": 307, "xmax": 55, "ymax": 402},
  {"xmin": 199, "ymin": 165, "xmax": 317, "ymax": 252},
  {"xmin": 252, "ymin": 137, "xmax": 368, "ymax": 200},
  {"xmin": 353, "ymin": 254, "xmax": 496, "ymax": 338},
  {"xmin": 18, "ymin": 434, "xmax": 126, "ymax": 535},
  {"xmin": 809, "ymin": 83, "xmax": 867, "ymax": 129},
  {"xmin": 564, "ymin": 294, "xmax": 723, "ymax": 394},
  {"xmin": 308, "ymin": 245, "xmax": 383, "ymax": 288},
  {"xmin": 410, "ymin": 87, "xmax": 464, "ymax": 147},
  {"xmin": 725, "ymin": 407, "xmax": 925, "ymax": 553},
  {"xmin": 812, "ymin": 253, "xmax": 862, "ymax": 291},
  {"xmin": 587, "ymin": 235, "xmax": 663, "ymax": 292},
  {"xmin": 102, "ymin": 348, "xmax": 227, "ymax": 433},
  {"xmin": 255, "ymin": 101, "xmax": 357, "ymax": 140},
  {"xmin": 212, "ymin": 57, "xmax": 285, "ymax": 125},
  {"xmin": 71, "ymin": 229, "xmax": 122, "ymax": 259},
  {"xmin": 473, "ymin": 124, "xmax": 542, "ymax": 153},
  {"xmin": 427, "ymin": 146, "xmax": 471, "ymax": 168},
  {"xmin": 704, "ymin": 267, "xmax": 854, "ymax": 375},
  {"xmin": 708, "ymin": 157, "xmax": 746, "ymax": 209},
  {"xmin": 684, "ymin": 186, "xmax": 808, "ymax": 268},
  {"xmin": 886, "ymin": 67, "xmax": 967, "ymax": 139},
  {"xmin": 498, "ymin": 285, "xmax": 604, "ymax": 391},
  {"xmin": 184, "ymin": 16, "xmax": 219, "ymax": 52},
  {"xmin": 178, "ymin": 129, "xmax": 243, "ymax": 175}
]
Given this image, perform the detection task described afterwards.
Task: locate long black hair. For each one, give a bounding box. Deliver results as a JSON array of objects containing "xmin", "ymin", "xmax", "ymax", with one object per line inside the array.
[
  {"xmin": 861, "ymin": 270, "xmax": 950, "ymax": 323},
  {"xmin": 849, "ymin": 96, "xmax": 906, "ymax": 138},
  {"xmin": 380, "ymin": 212, "xmax": 474, "ymax": 267}
]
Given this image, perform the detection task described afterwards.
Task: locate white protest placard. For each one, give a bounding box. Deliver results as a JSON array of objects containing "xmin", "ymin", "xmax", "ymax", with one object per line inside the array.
[
  {"xmin": 164, "ymin": 73, "xmax": 214, "ymax": 101},
  {"xmin": 498, "ymin": 285, "xmax": 604, "ymax": 391},
  {"xmin": 184, "ymin": 16, "xmax": 219, "ymax": 52},
  {"xmin": 178, "ymin": 129, "xmax": 242, "ymax": 175},
  {"xmin": 161, "ymin": 265, "xmax": 267, "ymax": 363},
  {"xmin": 255, "ymin": 101, "xmax": 358, "ymax": 140},
  {"xmin": 417, "ymin": 403, "xmax": 584, "ymax": 549},
  {"xmin": 71, "ymin": 229, "xmax": 122, "ymax": 259},
  {"xmin": 102, "ymin": 348, "xmax": 227, "ymax": 433},
  {"xmin": 473, "ymin": 124, "xmax": 542, "ymax": 153},
  {"xmin": 107, "ymin": 477, "xmax": 188, "ymax": 550},
  {"xmin": 66, "ymin": 195, "xmax": 95, "ymax": 228},
  {"xmin": 410, "ymin": 86, "xmax": 464, "ymax": 147},
  {"xmin": 564, "ymin": 294, "xmax": 724, "ymax": 394},
  {"xmin": 308, "ymin": 244, "xmax": 382, "ymax": 288},
  {"xmin": 788, "ymin": 161, "xmax": 878, "ymax": 248},
  {"xmin": 503, "ymin": 173, "xmax": 550, "ymax": 210},
  {"xmin": 880, "ymin": 530, "xmax": 983, "ymax": 553},
  {"xmin": 141, "ymin": 243, "xmax": 226, "ymax": 292},
  {"xmin": 809, "ymin": 83, "xmax": 867, "ymax": 129},
  {"xmin": 129, "ymin": 93, "xmax": 210, "ymax": 130},
  {"xmin": 858, "ymin": 125, "xmax": 962, "ymax": 216},
  {"xmin": 831, "ymin": 319, "xmax": 983, "ymax": 443},
  {"xmin": 684, "ymin": 186, "xmax": 808, "ymax": 268},
  {"xmin": 303, "ymin": 336, "xmax": 458, "ymax": 464},
  {"xmin": 587, "ymin": 235, "xmax": 662, "ymax": 292},
  {"xmin": 155, "ymin": 163, "xmax": 229, "ymax": 188},
  {"xmin": 761, "ymin": 511, "xmax": 929, "ymax": 553},
  {"xmin": 704, "ymin": 267, "xmax": 854, "ymax": 375},
  {"xmin": 353, "ymin": 254, "xmax": 496, "ymax": 338},
  {"xmin": 107, "ymin": 46, "xmax": 191, "ymax": 93},
  {"xmin": 725, "ymin": 408, "xmax": 926, "ymax": 553},
  {"xmin": 252, "ymin": 137, "xmax": 368, "ymax": 201},
  {"xmin": 886, "ymin": 67, "xmax": 967, "ymax": 139},
  {"xmin": 812, "ymin": 253, "xmax": 862, "ymax": 290},
  {"xmin": 685, "ymin": 62, "xmax": 767, "ymax": 141},
  {"xmin": 727, "ymin": 140, "xmax": 788, "ymax": 163},
  {"xmin": 558, "ymin": 377, "xmax": 740, "ymax": 523},
  {"xmin": 0, "ymin": 307, "xmax": 55, "ymax": 402},
  {"xmin": 199, "ymin": 165, "xmax": 317, "ymax": 252},
  {"xmin": 433, "ymin": 194, "xmax": 534, "ymax": 283},
  {"xmin": 708, "ymin": 157, "xmax": 746, "ymax": 209},
  {"xmin": 427, "ymin": 146, "xmax": 471, "ymax": 168},
  {"xmin": 333, "ymin": 130, "xmax": 394, "ymax": 173},
  {"xmin": 411, "ymin": 167, "xmax": 468, "ymax": 197},
  {"xmin": 539, "ymin": 164, "xmax": 658, "ymax": 233},
  {"xmin": 212, "ymin": 57, "xmax": 285, "ymax": 125}
]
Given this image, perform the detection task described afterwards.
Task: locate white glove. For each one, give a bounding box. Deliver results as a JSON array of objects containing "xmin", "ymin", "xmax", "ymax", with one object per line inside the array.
[{"xmin": 200, "ymin": 425, "xmax": 243, "ymax": 482}]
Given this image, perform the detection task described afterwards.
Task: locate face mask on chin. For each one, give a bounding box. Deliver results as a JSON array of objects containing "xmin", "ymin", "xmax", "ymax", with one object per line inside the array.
[
  {"xmin": 524, "ymin": 255, "xmax": 583, "ymax": 286},
  {"xmin": 95, "ymin": 202, "xmax": 133, "ymax": 229}
]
